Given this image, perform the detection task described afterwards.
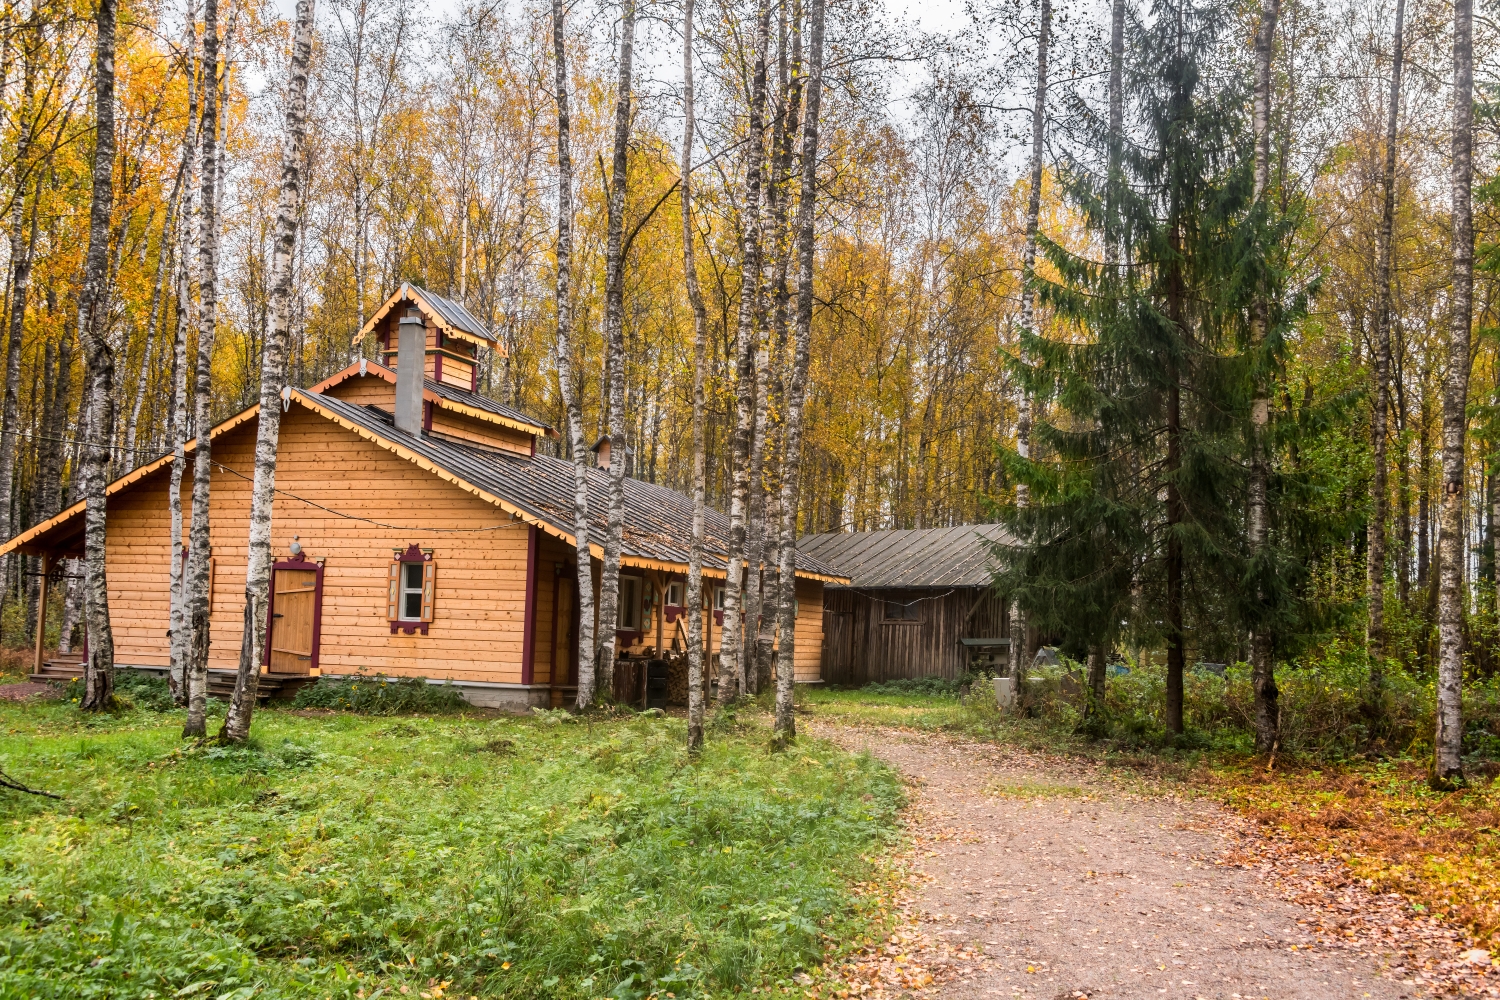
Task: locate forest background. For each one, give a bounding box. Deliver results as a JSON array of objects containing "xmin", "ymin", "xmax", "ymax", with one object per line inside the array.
[{"xmin": 2, "ymin": 0, "xmax": 1499, "ymax": 749}]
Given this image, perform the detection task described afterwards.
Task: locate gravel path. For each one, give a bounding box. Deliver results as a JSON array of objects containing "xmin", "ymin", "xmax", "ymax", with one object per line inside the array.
[{"xmin": 821, "ymin": 724, "xmax": 1420, "ymax": 1000}]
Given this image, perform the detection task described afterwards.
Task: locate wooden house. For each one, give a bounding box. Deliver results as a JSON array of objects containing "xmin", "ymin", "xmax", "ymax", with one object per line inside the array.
[
  {"xmin": 801, "ymin": 525, "xmax": 1012, "ymax": 685},
  {"xmin": 1, "ymin": 284, "xmax": 847, "ymax": 708}
]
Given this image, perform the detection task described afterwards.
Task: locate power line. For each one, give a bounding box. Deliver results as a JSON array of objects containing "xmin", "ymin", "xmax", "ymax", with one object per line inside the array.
[{"xmin": 206, "ymin": 459, "xmax": 524, "ymax": 535}]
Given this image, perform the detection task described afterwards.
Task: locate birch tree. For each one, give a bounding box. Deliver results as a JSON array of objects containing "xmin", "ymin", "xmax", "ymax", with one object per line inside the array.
[
  {"xmin": 720, "ymin": 0, "xmax": 771, "ymax": 704},
  {"xmin": 1010, "ymin": 0, "xmax": 1049, "ymax": 695},
  {"xmin": 167, "ymin": 10, "xmax": 199, "ymax": 703},
  {"xmin": 682, "ymin": 0, "xmax": 709, "ymax": 749},
  {"xmin": 1434, "ymin": 0, "xmax": 1473, "ymax": 787},
  {"xmin": 77, "ymin": 0, "xmax": 120, "ymax": 712},
  {"xmin": 553, "ymin": 0, "xmax": 598, "ymax": 712},
  {"xmin": 755, "ymin": 13, "xmax": 802, "ymax": 695},
  {"xmin": 773, "ymin": 0, "xmax": 825, "ymax": 744},
  {"xmin": 0, "ymin": 38, "xmax": 37, "ymax": 592},
  {"xmin": 595, "ymin": 0, "xmax": 636, "ymax": 705},
  {"xmin": 1364, "ymin": 0, "xmax": 1403, "ymax": 711},
  {"xmin": 223, "ymin": 0, "xmax": 316, "ymax": 743},
  {"xmin": 1248, "ymin": 0, "xmax": 1281, "ymax": 754},
  {"xmin": 184, "ymin": 0, "xmax": 222, "ymax": 739}
]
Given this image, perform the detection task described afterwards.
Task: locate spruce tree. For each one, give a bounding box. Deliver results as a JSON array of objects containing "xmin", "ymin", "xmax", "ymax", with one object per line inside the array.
[{"xmin": 997, "ymin": 0, "xmax": 1292, "ymax": 736}]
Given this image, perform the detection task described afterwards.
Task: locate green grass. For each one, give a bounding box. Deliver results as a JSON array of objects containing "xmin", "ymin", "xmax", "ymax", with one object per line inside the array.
[{"xmin": 0, "ymin": 698, "xmax": 903, "ymax": 999}]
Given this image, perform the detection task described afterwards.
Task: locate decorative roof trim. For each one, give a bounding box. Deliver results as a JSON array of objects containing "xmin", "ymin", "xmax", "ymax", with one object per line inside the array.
[{"xmin": 352, "ymin": 282, "xmax": 502, "ymax": 352}]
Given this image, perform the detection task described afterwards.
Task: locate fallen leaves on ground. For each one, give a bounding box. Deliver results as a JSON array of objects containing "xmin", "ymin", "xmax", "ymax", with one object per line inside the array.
[
  {"xmin": 1204, "ymin": 759, "xmax": 1500, "ymax": 946},
  {"xmin": 1218, "ymin": 811, "xmax": 1498, "ymax": 996}
]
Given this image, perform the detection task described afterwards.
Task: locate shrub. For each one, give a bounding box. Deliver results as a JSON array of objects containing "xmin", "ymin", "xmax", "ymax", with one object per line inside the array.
[
  {"xmin": 113, "ymin": 670, "xmax": 177, "ymax": 712},
  {"xmin": 1022, "ymin": 651, "xmax": 1500, "ymax": 762},
  {"xmin": 290, "ymin": 672, "xmax": 468, "ymax": 715},
  {"xmin": 864, "ymin": 676, "xmax": 964, "ymax": 698}
]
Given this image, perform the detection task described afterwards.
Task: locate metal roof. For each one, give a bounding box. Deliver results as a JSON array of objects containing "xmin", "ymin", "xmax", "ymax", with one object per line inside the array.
[
  {"xmin": 798, "ymin": 524, "xmax": 1013, "ymax": 588},
  {"xmin": 355, "ymin": 283, "xmax": 499, "ymax": 349},
  {"xmin": 303, "ymin": 391, "xmax": 848, "ymax": 581},
  {"xmin": 408, "ymin": 284, "xmax": 497, "ymax": 344}
]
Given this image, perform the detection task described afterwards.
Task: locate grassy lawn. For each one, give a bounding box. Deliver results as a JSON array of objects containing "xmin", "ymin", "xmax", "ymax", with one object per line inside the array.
[
  {"xmin": 802, "ymin": 682, "xmax": 1500, "ymax": 949},
  {"xmin": 0, "ymin": 695, "xmax": 903, "ymax": 999}
]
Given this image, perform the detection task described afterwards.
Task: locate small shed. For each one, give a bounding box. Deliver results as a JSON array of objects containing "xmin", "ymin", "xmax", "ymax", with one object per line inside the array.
[{"xmin": 801, "ymin": 525, "xmax": 1013, "ymax": 685}]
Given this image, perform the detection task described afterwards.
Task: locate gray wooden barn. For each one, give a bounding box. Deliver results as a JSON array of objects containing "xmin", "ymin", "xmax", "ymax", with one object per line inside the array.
[{"xmin": 801, "ymin": 525, "xmax": 1012, "ymax": 685}]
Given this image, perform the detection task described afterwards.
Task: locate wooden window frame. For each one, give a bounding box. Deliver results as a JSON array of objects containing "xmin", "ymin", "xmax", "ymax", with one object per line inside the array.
[
  {"xmin": 882, "ymin": 596, "xmax": 920, "ymax": 624},
  {"xmin": 663, "ymin": 579, "xmax": 685, "ymax": 623},
  {"xmin": 389, "ymin": 544, "xmax": 436, "ymax": 635},
  {"xmin": 618, "ymin": 574, "xmax": 644, "ymax": 635},
  {"xmin": 263, "ymin": 550, "xmax": 325, "ymax": 673}
]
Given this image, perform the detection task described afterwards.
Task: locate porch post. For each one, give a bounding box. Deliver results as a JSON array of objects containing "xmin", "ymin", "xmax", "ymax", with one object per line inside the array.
[{"xmin": 32, "ymin": 553, "xmax": 52, "ymax": 677}]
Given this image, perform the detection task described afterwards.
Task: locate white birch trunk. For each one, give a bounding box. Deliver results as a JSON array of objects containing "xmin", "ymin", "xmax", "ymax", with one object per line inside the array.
[
  {"xmin": 1249, "ymin": 0, "xmax": 1282, "ymax": 753},
  {"xmin": 596, "ymin": 0, "xmax": 637, "ymax": 705},
  {"xmin": 169, "ymin": 6, "xmax": 201, "ymax": 704},
  {"xmin": 0, "ymin": 47, "xmax": 35, "ymax": 596},
  {"xmin": 682, "ymin": 0, "xmax": 709, "ymax": 748},
  {"xmin": 77, "ymin": 0, "xmax": 120, "ymax": 712},
  {"xmin": 223, "ymin": 0, "xmax": 315, "ymax": 742},
  {"xmin": 1435, "ymin": 0, "xmax": 1473, "ymax": 786},
  {"xmin": 184, "ymin": 0, "xmax": 221, "ymax": 738},
  {"xmin": 721, "ymin": 0, "xmax": 771, "ymax": 704},
  {"xmin": 552, "ymin": 0, "xmax": 598, "ymax": 711},
  {"xmin": 773, "ymin": 0, "xmax": 825, "ymax": 743}
]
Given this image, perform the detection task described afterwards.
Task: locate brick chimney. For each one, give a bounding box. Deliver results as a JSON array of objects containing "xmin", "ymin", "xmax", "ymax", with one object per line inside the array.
[{"xmin": 394, "ymin": 308, "xmax": 425, "ymax": 436}]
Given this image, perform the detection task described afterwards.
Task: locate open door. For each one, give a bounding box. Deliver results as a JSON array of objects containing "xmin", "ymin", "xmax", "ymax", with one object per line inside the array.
[{"xmin": 266, "ymin": 556, "xmax": 323, "ymax": 675}]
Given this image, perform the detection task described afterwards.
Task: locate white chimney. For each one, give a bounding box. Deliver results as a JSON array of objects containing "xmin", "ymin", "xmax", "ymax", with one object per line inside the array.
[{"xmin": 394, "ymin": 308, "xmax": 425, "ymax": 436}]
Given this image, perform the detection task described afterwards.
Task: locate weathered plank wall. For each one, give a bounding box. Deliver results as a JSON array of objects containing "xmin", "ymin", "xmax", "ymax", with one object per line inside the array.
[{"xmin": 820, "ymin": 586, "xmax": 1007, "ymax": 685}]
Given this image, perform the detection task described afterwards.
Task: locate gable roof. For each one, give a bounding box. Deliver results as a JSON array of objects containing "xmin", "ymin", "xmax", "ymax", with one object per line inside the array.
[
  {"xmin": 799, "ymin": 524, "xmax": 1013, "ymax": 588},
  {"xmin": 1, "ymin": 391, "xmax": 849, "ymax": 584},
  {"xmin": 308, "ymin": 360, "xmax": 556, "ymax": 438},
  {"xmin": 353, "ymin": 282, "xmax": 500, "ymax": 351}
]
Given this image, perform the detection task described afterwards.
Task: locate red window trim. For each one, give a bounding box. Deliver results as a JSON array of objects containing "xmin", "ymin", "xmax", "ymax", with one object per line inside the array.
[{"xmin": 391, "ymin": 543, "xmax": 434, "ymax": 635}]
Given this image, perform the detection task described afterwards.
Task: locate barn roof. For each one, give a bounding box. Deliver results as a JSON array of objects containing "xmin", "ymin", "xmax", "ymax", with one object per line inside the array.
[{"xmin": 798, "ymin": 525, "xmax": 1012, "ymax": 588}]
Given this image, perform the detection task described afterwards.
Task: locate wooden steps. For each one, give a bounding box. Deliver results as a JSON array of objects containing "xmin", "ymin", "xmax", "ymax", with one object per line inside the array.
[
  {"xmin": 30, "ymin": 655, "xmax": 83, "ymax": 684},
  {"xmin": 205, "ymin": 670, "xmax": 315, "ymax": 702}
]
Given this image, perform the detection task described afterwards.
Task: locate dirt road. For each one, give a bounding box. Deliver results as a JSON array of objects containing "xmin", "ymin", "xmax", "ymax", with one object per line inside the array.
[{"xmin": 820, "ymin": 724, "xmax": 1461, "ymax": 1000}]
